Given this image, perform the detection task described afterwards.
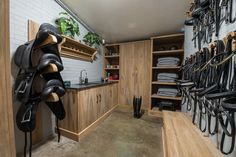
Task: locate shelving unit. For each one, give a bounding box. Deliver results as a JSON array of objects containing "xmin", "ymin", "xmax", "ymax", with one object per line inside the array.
[
  {"xmin": 152, "ymin": 66, "xmax": 181, "ymax": 70},
  {"xmin": 149, "ymin": 34, "xmax": 184, "ymax": 115},
  {"xmin": 103, "ymin": 44, "xmax": 120, "ymax": 82},
  {"xmin": 61, "ymin": 35, "xmax": 97, "ymax": 62},
  {"xmin": 152, "ymin": 81, "xmax": 177, "ymax": 86}
]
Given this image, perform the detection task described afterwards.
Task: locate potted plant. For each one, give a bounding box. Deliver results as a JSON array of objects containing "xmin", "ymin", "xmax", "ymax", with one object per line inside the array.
[
  {"xmin": 83, "ymin": 32, "xmax": 102, "ymax": 48},
  {"xmin": 55, "ymin": 12, "xmax": 80, "ymax": 38}
]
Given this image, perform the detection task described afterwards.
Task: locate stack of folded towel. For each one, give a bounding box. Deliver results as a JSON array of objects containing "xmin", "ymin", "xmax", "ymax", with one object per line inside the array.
[
  {"xmin": 157, "ymin": 73, "xmax": 178, "ymax": 82},
  {"xmin": 157, "ymin": 57, "xmax": 180, "ymax": 66},
  {"xmin": 157, "ymin": 87, "xmax": 179, "ymax": 97}
]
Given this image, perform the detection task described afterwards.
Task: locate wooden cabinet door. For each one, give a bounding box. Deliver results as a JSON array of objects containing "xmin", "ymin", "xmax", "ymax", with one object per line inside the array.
[
  {"xmin": 96, "ymin": 86, "xmax": 104, "ymax": 118},
  {"xmin": 60, "ymin": 90, "xmax": 79, "ymax": 133},
  {"xmin": 120, "ymin": 43, "xmax": 135, "ymax": 106},
  {"xmin": 119, "ymin": 41, "xmax": 151, "ymax": 109},
  {"xmin": 112, "ymin": 84, "xmax": 118, "ymax": 107},
  {"xmin": 106, "ymin": 85, "xmax": 113, "ymax": 110},
  {"xmin": 78, "ymin": 88, "xmax": 98, "ymax": 132},
  {"xmin": 99, "ymin": 85, "xmax": 111, "ymax": 115}
]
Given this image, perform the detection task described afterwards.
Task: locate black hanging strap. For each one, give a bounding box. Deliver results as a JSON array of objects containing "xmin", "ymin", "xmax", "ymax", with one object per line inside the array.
[
  {"xmin": 56, "ymin": 118, "xmax": 61, "ymax": 142},
  {"xmin": 24, "ymin": 132, "xmax": 27, "ymax": 157},
  {"xmin": 29, "ymin": 131, "xmax": 32, "ymax": 157}
]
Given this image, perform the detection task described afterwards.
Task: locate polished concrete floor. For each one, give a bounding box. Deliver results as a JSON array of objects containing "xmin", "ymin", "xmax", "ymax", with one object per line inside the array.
[{"xmin": 31, "ymin": 107, "xmax": 163, "ymax": 157}]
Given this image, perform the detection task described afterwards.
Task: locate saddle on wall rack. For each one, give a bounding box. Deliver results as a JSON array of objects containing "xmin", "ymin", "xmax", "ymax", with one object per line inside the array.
[{"xmin": 14, "ymin": 23, "xmax": 66, "ymax": 157}]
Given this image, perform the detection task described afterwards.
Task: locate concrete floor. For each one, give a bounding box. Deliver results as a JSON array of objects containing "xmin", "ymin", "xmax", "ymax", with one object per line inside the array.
[{"xmin": 30, "ymin": 107, "xmax": 163, "ymax": 157}]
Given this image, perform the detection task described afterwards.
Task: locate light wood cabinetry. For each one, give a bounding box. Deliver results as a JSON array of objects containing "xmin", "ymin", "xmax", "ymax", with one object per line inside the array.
[
  {"xmin": 59, "ymin": 83, "xmax": 118, "ymax": 141},
  {"xmin": 119, "ymin": 40, "xmax": 151, "ymax": 109},
  {"xmin": 112, "ymin": 83, "xmax": 118, "ymax": 107}
]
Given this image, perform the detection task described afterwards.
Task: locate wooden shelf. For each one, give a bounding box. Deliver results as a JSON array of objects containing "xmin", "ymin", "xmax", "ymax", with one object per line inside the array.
[
  {"xmin": 105, "ymin": 43, "xmax": 120, "ymax": 47},
  {"xmin": 151, "ymin": 33, "xmax": 184, "ymax": 40},
  {"xmin": 104, "ymin": 68, "xmax": 120, "ymax": 70},
  {"xmin": 153, "ymin": 49, "xmax": 184, "ymax": 55},
  {"xmin": 108, "ymin": 80, "xmax": 119, "ymax": 82},
  {"xmin": 152, "ymin": 66, "xmax": 181, "ymax": 70},
  {"xmin": 61, "ymin": 35, "xmax": 97, "ymax": 62},
  {"xmin": 105, "ymin": 55, "xmax": 120, "ymax": 58},
  {"xmin": 151, "ymin": 94, "xmax": 182, "ymax": 101},
  {"xmin": 152, "ymin": 81, "xmax": 177, "ymax": 85}
]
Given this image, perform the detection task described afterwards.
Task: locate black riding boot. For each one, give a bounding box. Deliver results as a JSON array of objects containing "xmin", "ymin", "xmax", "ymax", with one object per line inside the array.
[
  {"xmin": 133, "ymin": 96, "xmax": 138, "ymax": 118},
  {"xmin": 136, "ymin": 96, "xmax": 142, "ymax": 118}
]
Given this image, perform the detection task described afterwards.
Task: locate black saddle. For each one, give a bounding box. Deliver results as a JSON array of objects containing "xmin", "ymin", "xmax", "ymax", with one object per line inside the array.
[{"xmin": 14, "ymin": 23, "xmax": 66, "ymax": 157}]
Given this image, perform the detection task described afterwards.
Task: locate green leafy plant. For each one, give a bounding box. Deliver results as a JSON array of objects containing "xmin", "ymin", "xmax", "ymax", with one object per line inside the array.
[
  {"xmin": 83, "ymin": 32, "xmax": 102, "ymax": 47},
  {"xmin": 55, "ymin": 12, "xmax": 80, "ymax": 38}
]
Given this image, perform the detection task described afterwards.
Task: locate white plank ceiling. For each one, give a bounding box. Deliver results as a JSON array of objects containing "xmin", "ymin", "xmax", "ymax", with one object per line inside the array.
[{"xmin": 61, "ymin": 0, "xmax": 190, "ymax": 43}]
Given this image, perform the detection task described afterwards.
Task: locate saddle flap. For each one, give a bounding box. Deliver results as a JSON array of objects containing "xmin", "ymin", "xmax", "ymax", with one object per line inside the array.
[
  {"xmin": 14, "ymin": 44, "xmax": 32, "ymax": 69},
  {"xmin": 16, "ymin": 100, "xmax": 39, "ymax": 132},
  {"xmin": 41, "ymin": 79, "xmax": 65, "ymax": 100},
  {"xmin": 45, "ymin": 99, "xmax": 66, "ymax": 120},
  {"xmin": 37, "ymin": 53, "xmax": 64, "ymax": 73}
]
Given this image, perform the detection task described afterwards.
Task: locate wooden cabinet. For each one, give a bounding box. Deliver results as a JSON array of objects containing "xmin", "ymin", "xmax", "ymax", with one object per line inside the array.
[
  {"xmin": 119, "ymin": 40, "xmax": 151, "ymax": 109},
  {"xmin": 78, "ymin": 88, "xmax": 98, "ymax": 131},
  {"xmin": 59, "ymin": 90, "xmax": 79, "ymax": 133},
  {"xmin": 112, "ymin": 83, "xmax": 118, "ymax": 108},
  {"xmin": 59, "ymin": 83, "xmax": 118, "ymax": 141}
]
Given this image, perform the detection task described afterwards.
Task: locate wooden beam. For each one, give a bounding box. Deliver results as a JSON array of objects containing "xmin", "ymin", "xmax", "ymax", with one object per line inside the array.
[{"xmin": 0, "ymin": 0, "xmax": 16, "ymax": 156}]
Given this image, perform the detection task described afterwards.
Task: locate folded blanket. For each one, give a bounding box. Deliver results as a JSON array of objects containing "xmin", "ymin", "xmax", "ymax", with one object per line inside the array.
[
  {"xmin": 158, "ymin": 87, "xmax": 178, "ymax": 92},
  {"xmin": 158, "ymin": 73, "xmax": 178, "ymax": 78},
  {"xmin": 157, "ymin": 92, "xmax": 178, "ymax": 97},
  {"xmin": 157, "ymin": 87, "xmax": 179, "ymax": 97},
  {"xmin": 157, "ymin": 57, "xmax": 180, "ymax": 66},
  {"xmin": 158, "ymin": 57, "xmax": 180, "ymax": 62},
  {"xmin": 157, "ymin": 73, "xmax": 179, "ymax": 82}
]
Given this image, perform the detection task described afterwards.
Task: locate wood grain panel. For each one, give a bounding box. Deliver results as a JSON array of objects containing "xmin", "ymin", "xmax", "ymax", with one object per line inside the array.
[
  {"xmin": 112, "ymin": 83, "xmax": 118, "ymax": 107},
  {"xmin": 28, "ymin": 20, "xmax": 43, "ymax": 144},
  {"xmin": 97, "ymin": 86, "xmax": 105, "ymax": 116},
  {"xmin": 163, "ymin": 111, "xmax": 222, "ymax": 157},
  {"xmin": 59, "ymin": 90, "xmax": 78, "ymax": 132},
  {"xmin": 134, "ymin": 40, "xmax": 151, "ymax": 109},
  {"xmin": 119, "ymin": 43, "xmax": 135, "ymax": 106},
  {"xmin": 59, "ymin": 83, "xmax": 118, "ymax": 141},
  {"xmin": 0, "ymin": 0, "xmax": 16, "ymax": 156},
  {"xmin": 28, "ymin": 20, "xmax": 39, "ymax": 40},
  {"xmin": 119, "ymin": 41, "xmax": 151, "ymax": 109},
  {"xmin": 78, "ymin": 88, "xmax": 98, "ymax": 131}
]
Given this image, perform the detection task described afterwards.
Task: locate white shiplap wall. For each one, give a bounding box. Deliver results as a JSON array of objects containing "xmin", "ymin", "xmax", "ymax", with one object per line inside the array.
[{"xmin": 10, "ymin": 0, "xmax": 104, "ymax": 154}]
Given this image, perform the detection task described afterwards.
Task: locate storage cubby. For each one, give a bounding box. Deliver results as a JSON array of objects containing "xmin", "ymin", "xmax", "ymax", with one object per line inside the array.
[
  {"xmin": 149, "ymin": 34, "xmax": 184, "ymax": 115},
  {"xmin": 104, "ymin": 44, "xmax": 120, "ymax": 82}
]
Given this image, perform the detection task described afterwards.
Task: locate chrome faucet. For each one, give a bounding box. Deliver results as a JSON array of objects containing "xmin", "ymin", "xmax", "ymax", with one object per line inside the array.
[{"xmin": 79, "ymin": 69, "xmax": 88, "ymax": 84}]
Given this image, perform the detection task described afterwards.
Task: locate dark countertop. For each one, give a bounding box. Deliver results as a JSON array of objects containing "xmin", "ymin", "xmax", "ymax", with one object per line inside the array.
[{"xmin": 66, "ymin": 81, "xmax": 118, "ymax": 90}]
